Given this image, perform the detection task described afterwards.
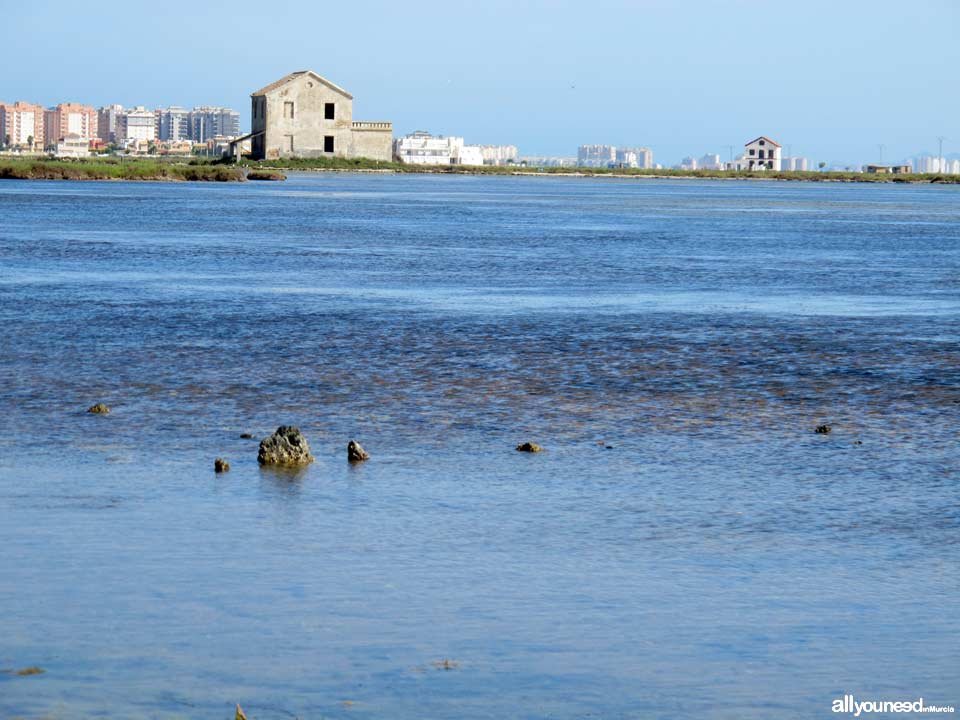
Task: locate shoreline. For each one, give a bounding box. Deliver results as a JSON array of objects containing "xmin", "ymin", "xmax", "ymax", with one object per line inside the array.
[{"xmin": 1, "ymin": 156, "xmax": 958, "ymax": 185}]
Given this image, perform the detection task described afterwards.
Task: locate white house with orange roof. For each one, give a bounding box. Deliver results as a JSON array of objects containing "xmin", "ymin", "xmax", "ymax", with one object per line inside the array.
[{"xmin": 729, "ymin": 136, "xmax": 782, "ymax": 171}]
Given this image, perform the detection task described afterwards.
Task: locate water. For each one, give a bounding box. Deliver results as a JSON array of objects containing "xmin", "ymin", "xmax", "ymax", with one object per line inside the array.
[{"xmin": 0, "ymin": 173, "xmax": 958, "ymax": 719}]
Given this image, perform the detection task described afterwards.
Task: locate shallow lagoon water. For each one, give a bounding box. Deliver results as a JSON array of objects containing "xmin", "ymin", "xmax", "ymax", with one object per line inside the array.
[{"xmin": 0, "ymin": 173, "xmax": 958, "ymax": 719}]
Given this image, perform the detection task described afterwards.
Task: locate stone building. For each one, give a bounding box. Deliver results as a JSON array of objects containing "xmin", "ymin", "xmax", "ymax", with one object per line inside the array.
[{"xmin": 246, "ymin": 70, "xmax": 391, "ymax": 161}]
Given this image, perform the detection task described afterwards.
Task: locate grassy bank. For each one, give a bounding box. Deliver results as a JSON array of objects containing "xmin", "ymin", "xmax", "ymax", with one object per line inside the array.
[
  {"xmin": 238, "ymin": 155, "xmax": 960, "ymax": 184},
  {"xmin": 0, "ymin": 157, "xmax": 246, "ymax": 182}
]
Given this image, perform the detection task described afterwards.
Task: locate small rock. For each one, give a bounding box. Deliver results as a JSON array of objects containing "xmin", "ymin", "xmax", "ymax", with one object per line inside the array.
[
  {"xmin": 16, "ymin": 666, "xmax": 45, "ymax": 676},
  {"xmin": 853, "ymin": 440, "xmax": 863, "ymax": 445},
  {"xmin": 814, "ymin": 424, "xmax": 832, "ymax": 434},
  {"xmin": 516, "ymin": 442, "xmax": 543, "ymax": 453},
  {"xmin": 431, "ymin": 658, "xmax": 460, "ymax": 670},
  {"xmin": 87, "ymin": 403, "xmax": 110, "ymax": 414},
  {"xmin": 257, "ymin": 426, "xmax": 315, "ymax": 466},
  {"xmin": 214, "ymin": 458, "xmax": 230, "ymax": 473},
  {"xmin": 239, "ymin": 433, "xmax": 255, "ymax": 439},
  {"xmin": 236, "ymin": 704, "xmax": 248, "ymax": 720},
  {"xmin": 347, "ymin": 440, "xmax": 370, "ymax": 463}
]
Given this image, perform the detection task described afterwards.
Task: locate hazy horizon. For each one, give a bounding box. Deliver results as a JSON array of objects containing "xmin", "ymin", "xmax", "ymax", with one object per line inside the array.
[{"xmin": 2, "ymin": 0, "xmax": 958, "ymax": 166}]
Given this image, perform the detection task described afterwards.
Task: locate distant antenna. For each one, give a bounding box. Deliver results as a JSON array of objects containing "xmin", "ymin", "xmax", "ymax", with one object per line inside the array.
[
  {"xmin": 937, "ymin": 136, "xmax": 947, "ymax": 172},
  {"xmin": 726, "ymin": 145, "xmax": 734, "ymax": 162},
  {"xmin": 878, "ymin": 143, "xmax": 885, "ymax": 164}
]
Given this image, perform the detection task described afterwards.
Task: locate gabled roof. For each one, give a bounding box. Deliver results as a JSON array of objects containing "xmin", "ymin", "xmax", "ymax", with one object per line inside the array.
[
  {"xmin": 251, "ymin": 70, "xmax": 353, "ymax": 100},
  {"xmin": 745, "ymin": 136, "xmax": 782, "ymax": 148}
]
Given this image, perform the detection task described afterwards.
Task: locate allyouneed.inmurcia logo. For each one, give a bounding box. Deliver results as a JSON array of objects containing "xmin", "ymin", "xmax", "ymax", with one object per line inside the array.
[{"xmin": 833, "ymin": 695, "xmax": 955, "ymax": 716}]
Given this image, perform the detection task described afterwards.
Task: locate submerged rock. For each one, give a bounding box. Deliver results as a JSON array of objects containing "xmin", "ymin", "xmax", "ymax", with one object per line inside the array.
[
  {"xmin": 347, "ymin": 440, "xmax": 370, "ymax": 463},
  {"xmin": 258, "ymin": 426, "xmax": 314, "ymax": 467},
  {"xmin": 214, "ymin": 458, "xmax": 230, "ymax": 473},
  {"xmin": 239, "ymin": 433, "xmax": 255, "ymax": 439},
  {"xmin": 87, "ymin": 403, "xmax": 110, "ymax": 415},
  {"xmin": 814, "ymin": 424, "xmax": 832, "ymax": 434},
  {"xmin": 516, "ymin": 442, "xmax": 544, "ymax": 453}
]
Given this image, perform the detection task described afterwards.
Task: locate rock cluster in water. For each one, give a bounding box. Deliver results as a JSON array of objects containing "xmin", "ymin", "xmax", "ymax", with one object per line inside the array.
[
  {"xmin": 347, "ymin": 440, "xmax": 370, "ymax": 463},
  {"xmin": 214, "ymin": 458, "xmax": 230, "ymax": 473},
  {"xmin": 815, "ymin": 424, "xmax": 832, "ymax": 434},
  {"xmin": 516, "ymin": 442, "xmax": 544, "ymax": 453},
  {"xmin": 257, "ymin": 426, "xmax": 315, "ymax": 466},
  {"xmin": 87, "ymin": 403, "xmax": 110, "ymax": 414}
]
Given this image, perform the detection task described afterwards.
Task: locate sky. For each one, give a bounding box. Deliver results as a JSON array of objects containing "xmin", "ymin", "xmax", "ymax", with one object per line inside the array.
[{"xmin": 3, "ymin": 0, "xmax": 958, "ymax": 166}]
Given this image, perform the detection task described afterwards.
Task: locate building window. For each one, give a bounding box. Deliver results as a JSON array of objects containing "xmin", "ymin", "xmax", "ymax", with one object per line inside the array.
[
  {"xmin": 759, "ymin": 139, "xmax": 765, "ymax": 146},
  {"xmin": 324, "ymin": 135, "xmax": 334, "ymax": 153},
  {"xmin": 284, "ymin": 102, "xmax": 294, "ymax": 119},
  {"xmin": 324, "ymin": 103, "xmax": 335, "ymax": 120},
  {"xmin": 749, "ymin": 149, "xmax": 755, "ymax": 156},
  {"xmin": 285, "ymin": 134, "xmax": 294, "ymax": 152}
]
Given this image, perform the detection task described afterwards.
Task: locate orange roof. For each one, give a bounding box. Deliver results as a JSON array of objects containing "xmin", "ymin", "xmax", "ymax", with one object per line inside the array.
[
  {"xmin": 745, "ymin": 136, "xmax": 782, "ymax": 148},
  {"xmin": 251, "ymin": 70, "xmax": 353, "ymax": 99}
]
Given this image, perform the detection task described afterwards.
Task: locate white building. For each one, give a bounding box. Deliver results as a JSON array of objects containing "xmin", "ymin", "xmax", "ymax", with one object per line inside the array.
[
  {"xmin": 156, "ymin": 107, "xmax": 191, "ymax": 141},
  {"xmin": 479, "ymin": 144, "xmax": 518, "ymax": 165},
  {"xmin": 395, "ymin": 131, "xmax": 482, "ymax": 165},
  {"xmin": 55, "ymin": 133, "xmax": 90, "ymax": 158},
  {"xmin": 782, "ymin": 156, "xmax": 810, "ymax": 171},
  {"xmin": 679, "ymin": 156, "xmax": 698, "ymax": 170},
  {"xmin": 729, "ymin": 136, "xmax": 782, "ymax": 170},
  {"xmin": 577, "ymin": 144, "xmax": 616, "ymax": 167},
  {"xmin": 117, "ymin": 107, "xmax": 156, "ymax": 143},
  {"xmin": 698, "ymin": 153, "xmax": 723, "ymax": 170}
]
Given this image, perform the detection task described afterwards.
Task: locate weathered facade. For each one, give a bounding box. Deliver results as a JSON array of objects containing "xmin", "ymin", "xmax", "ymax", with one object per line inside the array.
[{"xmin": 249, "ymin": 70, "xmax": 392, "ymax": 161}]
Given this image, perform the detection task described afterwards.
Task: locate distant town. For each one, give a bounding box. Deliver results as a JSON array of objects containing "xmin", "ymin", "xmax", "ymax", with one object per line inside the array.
[{"xmin": 2, "ymin": 70, "xmax": 957, "ymax": 175}]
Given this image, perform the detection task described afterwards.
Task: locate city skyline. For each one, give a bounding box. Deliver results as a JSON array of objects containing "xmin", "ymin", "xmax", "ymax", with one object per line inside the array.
[{"xmin": 3, "ymin": 0, "xmax": 958, "ymax": 166}]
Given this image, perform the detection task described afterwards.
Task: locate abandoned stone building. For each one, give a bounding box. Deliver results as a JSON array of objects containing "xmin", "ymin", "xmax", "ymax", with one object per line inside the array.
[{"xmin": 245, "ymin": 70, "xmax": 392, "ymax": 161}]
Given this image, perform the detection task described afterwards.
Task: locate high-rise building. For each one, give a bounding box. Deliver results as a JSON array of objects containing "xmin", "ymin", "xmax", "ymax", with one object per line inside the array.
[
  {"xmin": 97, "ymin": 104, "xmax": 124, "ymax": 143},
  {"xmin": 189, "ymin": 106, "xmax": 240, "ymax": 142},
  {"xmin": 619, "ymin": 146, "xmax": 654, "ymax": 169},
  {"xmin": 117, "ymin": 106, "xmax": 156, "ymax": 143},
  {"xmin": 43, "ymin": 103, "xmax": 98, "ymax": 146},
  {"xmin": 698, "ymin": 153, "xmax": 723, "ymax": 170},
  {"xmin": 478, "ymin": 144, "xmax": 519, "ymax": 165},
  {"xmin": 156, "ymin": 106, "xmax": 191, "ymax": 141},
  {"xmin": 0, "ymin": 101, "xmax": 45, "ymax": 148},
  {"xmin": 577, "ymin": 144, "xmax": 616, "ymax": 167}
]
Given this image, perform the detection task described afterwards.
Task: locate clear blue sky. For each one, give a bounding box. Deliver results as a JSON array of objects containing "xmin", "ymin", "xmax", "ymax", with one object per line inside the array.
[{"xmin": 3, "ymin": 0, "xmax": 958, "ymax": 165}]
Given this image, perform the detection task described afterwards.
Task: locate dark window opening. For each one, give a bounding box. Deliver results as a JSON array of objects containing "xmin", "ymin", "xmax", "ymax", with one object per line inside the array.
[
  {"xmin": 324, "ymin": 103, "xmax": 335, "ymax": 120},
  {"xmin": 324, "ymin": 135, "xmax": 334, "ymax": 153},
  {"xmin": 284, "ymin": 101, "xmax": 294, "ymax": 119},
  {"xmin": 748, "ymin": 149, "xmax": 755, "ymax": 156},
  {"xmin": 759, "ymin": 140, "xmax": 765, "ymax": 146}
]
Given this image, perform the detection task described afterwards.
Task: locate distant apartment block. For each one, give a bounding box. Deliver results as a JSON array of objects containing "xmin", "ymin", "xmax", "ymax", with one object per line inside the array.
[
  {"xmin": 0, "ymin": 101, "xmax": 45, "ymax": 148},
  {"xmin": 617, "ymin": 147, "xmax": 653, "ymax": 169},
  {"xmin": 519, "ymin": 156, "xmax": 577, "ymax": 168},
  {"xmin": 43, "ymin": 103, "xmax": 97, "ymax": 147},
  {"xmin": 578, "ymin": 144, "xmax": 616, "ymax": 167},
  {"xmin": 678, "ymin": 156, "xmax": 698, "ymax": 170},
  {"xmin": 698, "ymin": 153, "xmax": 723, "ymax": 170},
  {"xmin": 156, "ymin": 106, "xmax": 191, "ymax": 141},
  {"xmin": 190, "ymin": 106, "xmax": 240, "ymax": 142},
  {"xmin": 97, "ymin": 104, "xmax": 124, "ymax": 143},
  {"xmin": 395, "ymin": 131, "xmax": 483, "ymax": 165},
  {"xmin": 479, "ymin": 144, "xmax": 519, "ymax": 165},
  {"xmin": 117, "ymin": 107, "xmax": 156, "ymax": 143}
]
